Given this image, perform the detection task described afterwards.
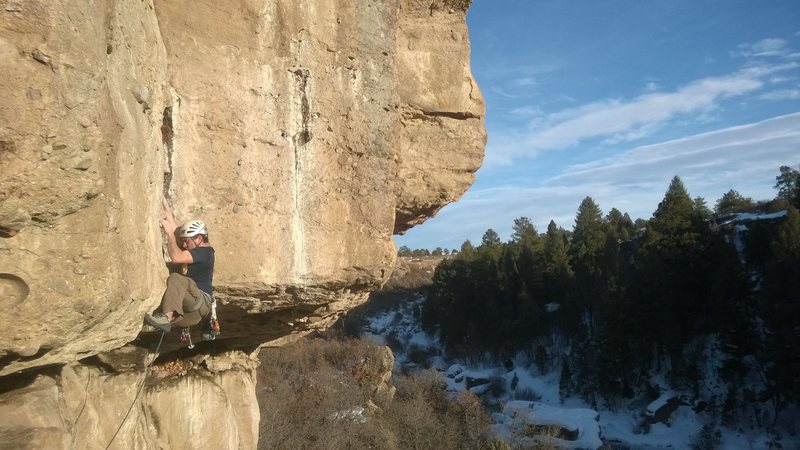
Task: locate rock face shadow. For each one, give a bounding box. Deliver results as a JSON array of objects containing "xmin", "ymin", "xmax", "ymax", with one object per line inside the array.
[{"xmin": 0, "ymin": 274, "xmax": 29, "ymax": 307}]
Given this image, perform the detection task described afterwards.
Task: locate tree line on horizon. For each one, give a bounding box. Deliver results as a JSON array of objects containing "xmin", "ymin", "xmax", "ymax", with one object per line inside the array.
[
  {"xmin": 422, "ymin": 165, "xmax": 800, "ymax": 421},
  {"xmin": 397, "ymin": 246, "xmax": 458, "ymax": 257}
]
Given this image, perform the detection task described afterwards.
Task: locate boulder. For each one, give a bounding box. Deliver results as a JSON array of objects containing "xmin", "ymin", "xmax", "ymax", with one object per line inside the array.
[{"xmin": 0, "ymin": 350, "xmax": 259, "ymax": 449}]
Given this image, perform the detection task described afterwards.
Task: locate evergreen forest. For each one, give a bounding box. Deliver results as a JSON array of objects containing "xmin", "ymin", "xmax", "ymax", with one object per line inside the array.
[{"xmin": 422, "ymin": 167, "xmax": 800, "ymax": 425}]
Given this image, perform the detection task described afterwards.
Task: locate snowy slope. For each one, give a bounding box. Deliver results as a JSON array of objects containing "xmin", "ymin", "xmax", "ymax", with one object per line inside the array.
[{"xmin": 357, "ymin": 292, "xmax": 797, "ymax": 449}]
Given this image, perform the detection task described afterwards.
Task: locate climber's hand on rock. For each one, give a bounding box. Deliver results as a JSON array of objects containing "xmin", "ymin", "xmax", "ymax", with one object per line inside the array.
[
  {"xmin": 161, "ymin": 197, "xmax": 178, "ymax": 228},
  {"xmin": 160, "ymin": 219, "xmax": 176, "ymax": 237}
]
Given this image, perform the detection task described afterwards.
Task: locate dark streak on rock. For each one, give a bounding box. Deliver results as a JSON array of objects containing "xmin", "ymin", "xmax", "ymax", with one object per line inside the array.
[
  {"xmin": 161, "ymin": 106, "xmax": 174, "ymax": 197},
  {"xmin": 291, "ymin": 68, "xmax": 312, "ymax": 147}
]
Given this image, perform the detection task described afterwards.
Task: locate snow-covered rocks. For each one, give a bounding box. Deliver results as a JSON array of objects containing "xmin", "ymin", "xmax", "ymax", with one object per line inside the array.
[
  {"xmin": 446, "ymin": 364, "xmax": 464, "ymax": 378},
  {"xmin": 494, "ymin": 401, "xmax": 602, "ymax": 449},
  {"xmin": 646, "ymin": 391, "xmax": 684, "ymax": 424}
]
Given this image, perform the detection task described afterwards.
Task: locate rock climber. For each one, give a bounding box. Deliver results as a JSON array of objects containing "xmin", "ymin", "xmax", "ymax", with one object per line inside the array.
[{"xmin": 144, "ymin": 198, "xmax": 215, "ymax": 334}]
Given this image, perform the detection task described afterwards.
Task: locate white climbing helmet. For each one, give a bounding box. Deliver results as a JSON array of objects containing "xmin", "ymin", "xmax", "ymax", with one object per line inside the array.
[{"xmin": 179, "ymin": 220, "xmax": 207, "ymax": 238}]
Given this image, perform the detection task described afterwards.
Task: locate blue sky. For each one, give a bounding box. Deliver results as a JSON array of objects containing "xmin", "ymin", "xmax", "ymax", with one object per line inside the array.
[{"xmin": 395, "ymin": 0, "xmax": 800, "ymax": 251}]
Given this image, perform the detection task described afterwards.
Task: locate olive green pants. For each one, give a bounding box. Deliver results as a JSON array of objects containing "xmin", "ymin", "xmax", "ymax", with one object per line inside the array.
[{"xmin": 160, "ymin": 273, "xmax": 211, "ymax": 328}]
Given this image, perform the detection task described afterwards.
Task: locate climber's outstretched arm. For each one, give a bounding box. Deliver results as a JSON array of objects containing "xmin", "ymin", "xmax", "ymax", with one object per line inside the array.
[{"xmin": 161, "ymin": 197, "xmax": 179, "ymax": 229}]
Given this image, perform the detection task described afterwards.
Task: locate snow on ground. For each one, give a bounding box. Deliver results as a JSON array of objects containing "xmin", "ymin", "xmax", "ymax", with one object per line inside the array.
[
  {"xmin": 646, "ymin": 390, "xmax": 677, "ymax": 416},
  {"xmin": 361, "ymin": 294, "xmax": 440, "ymax": 369},
  {"xmin": 601, "ymin": 406, "xmax": 698, "ymax": 449},
  {"xmin": 493, "ymin": 401, "xmax": 602, "ymax": 449},
  {"xmin": 717, "ymin": 210, "xmax": 787, "ymax": 226},
  {"xmin": 508, "ymin": 365, "xmax": 561, "ymax": 404},
  {"xmin": 356, "ymin": 294, "xmax": 794, "ymax": 449}
]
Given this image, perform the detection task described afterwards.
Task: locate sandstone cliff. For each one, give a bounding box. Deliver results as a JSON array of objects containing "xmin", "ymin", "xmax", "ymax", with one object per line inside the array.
[
  {"xmin": 0, "ymin": 0, "xmax": 485, "ymax": 408},
  {"xmin": 2, "ymin": 0, "xmax": 484, "ymax": 447},
  {"xmin": 0, "ymin": 0, "xmax": 483, "ymax": 377}
]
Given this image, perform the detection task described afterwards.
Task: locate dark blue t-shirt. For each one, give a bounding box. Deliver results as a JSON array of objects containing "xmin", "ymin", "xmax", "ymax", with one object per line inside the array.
[{"xmin": 187, "ymin": 247, "xmax": 214, "ymax": 295}]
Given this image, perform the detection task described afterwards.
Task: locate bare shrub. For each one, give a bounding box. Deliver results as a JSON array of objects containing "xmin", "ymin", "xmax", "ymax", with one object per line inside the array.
[
  {"xmin": 257, "ymin": 339, "xmax": 492, "ymax": 450},
  {"xmin": 515, "ymin": 387, "xmax": 541, "ymax": 402},
  {"xmin": 487, "ymin": 437, "xmax": 512, "ymax": 449},
  {"xmin": 257, "ymin": 338, "xmax": 392, "ymax": 449},
  {"xmin": 386, "ymin": 370, "xmax": 492, "ymax": 449},
  {"xmin": 505, "ymin": 423, "xmax": 563, "ymax": 450}
]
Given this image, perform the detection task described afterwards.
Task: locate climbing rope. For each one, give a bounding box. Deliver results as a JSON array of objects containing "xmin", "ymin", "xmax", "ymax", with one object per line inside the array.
[{"xmin": 104, "ymin": 330, "xmax": 166, "ymax": 450}]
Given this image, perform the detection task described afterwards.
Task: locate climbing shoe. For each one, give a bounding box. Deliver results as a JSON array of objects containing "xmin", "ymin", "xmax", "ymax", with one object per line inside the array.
[{"xmin": 144, "ymin": 313, "xmax": 172, "ymax": 333}]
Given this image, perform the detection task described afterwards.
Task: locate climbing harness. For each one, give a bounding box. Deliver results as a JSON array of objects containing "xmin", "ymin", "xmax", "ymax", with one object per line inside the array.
[
  {"xmin": 210, "ymin": 297, "xmax": 220, "ymax": 333},
  {"xmin": 202, "ymin": 297, "xmax": 221, "ymax": 342},
  {"xmin": 104, "ymin": 330, "xmax": 166, "ymax": 450},
  {"xmin": 180, "ymin": 291, "xmax": 220, "ymax": 346}
]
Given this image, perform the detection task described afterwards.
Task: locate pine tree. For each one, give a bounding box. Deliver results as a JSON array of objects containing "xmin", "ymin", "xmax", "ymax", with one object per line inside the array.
[
  {"xmin": 511, "ymin": 217, "xmax": 540, "ymax": 249},
  {"xmin": 693, "ymin": 196, "xmax": 712, "ymax": 220},
  {"xmin": 459, "ymin": 240, "xmax": 475, "ymax": 259},
  {"xmin": 544, "ymin": 220, "xmax": 571, "ymax": 275},
  {"xmin": 479, "ymin": 229, "xmax": 503, "ymax": 262},
  {"xmin": 480, "ymin": 229, "xmax": 502, "ymax": 246},
  {"xmin": 606, "ymin": 208, "xmax": 634, "ymax": 242},
  {"xmin": 649, "ymin": 176, "xmax": 700, "ymax": 245},
  {"xmin": 638, "ymin": 176, "xmax": 709, "ymax": 372},
  {"xmin": 569, "ymin": 197, "xmax": 608, "ymax": 337},
  {"xmin": 543, "ymin": 220, "xmax": 574, "ymax": 331},
  {"xmin": 774, "ymin": 165, "xmax": 800, "ymax": 207},
  {"xmin": 425, "ymin": 257, "xmax": 485, "ymax": 351},
  {"xmin": 572, "ymin": 197, "xmax": 606, "ymax": 262},
  {"xmin": 508, "ymin": 217, "xmax": 545, "ymax": 319},
  {"xmin": 715, "ymin": 189, "xmax": 755, "ymax": 216}
]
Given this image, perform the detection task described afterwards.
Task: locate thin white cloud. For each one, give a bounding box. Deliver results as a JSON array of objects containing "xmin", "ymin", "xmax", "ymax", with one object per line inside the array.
[
  {"xmin": 489, "ymin": 86, "xmax": 531, "ymax": 99},
  {"xmin": 769, "ymin": 75, "xmax": 794, "ymax": 84},
  {"xmin": 554, "ymin": 113, "xmax": 800, "ymax": 184},
  {"xmin": 738, "ymin": 38, "xmax": 789, "ymax": 58},
  {"xmin": 485, "ymin": 62, "xmax": 798, "ymax": 167},
  {"xmin": 601, "ymin": 121, "xmax": 666, "ymax": 146},
  {"xmin": 511, "ymin": 76, "xmax": 537, "ymax": 87},
  {"xmin": 643, "ymin": 81, "xmax": 661, "ymax": 92},
  {"xmin": 759, "ymin": 88, "xmax": 800, "ymax": 100},
  {"xmin": 478, "ymin": 62, "xmax": 564, "ymax": 80},
  {"xmin": 509, "ymin": 105, "xmax": 544, "ymax": 117}
]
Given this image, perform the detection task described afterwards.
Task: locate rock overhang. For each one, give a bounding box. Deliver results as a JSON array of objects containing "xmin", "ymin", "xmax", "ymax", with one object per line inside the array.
[{"xmin": 0, "ymin": 0, "xmax": 485, "ymax": 376}]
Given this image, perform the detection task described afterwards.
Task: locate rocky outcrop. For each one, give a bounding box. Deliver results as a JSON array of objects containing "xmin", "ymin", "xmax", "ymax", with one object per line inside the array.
[
  {"xmin": 394, "ymin": 0, "xmax": 485, "ymax": 232},
  {"xmin": 0, "ymin": 349, "xmax": 260, "ymax": 449},
  {"xmin": 0, "ymin": 0, "xmax": 484, "ymax": 376}
]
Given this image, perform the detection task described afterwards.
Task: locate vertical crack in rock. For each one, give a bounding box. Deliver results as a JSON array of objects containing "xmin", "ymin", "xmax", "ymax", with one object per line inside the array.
[
  {"xmin": 292, "ymin": 69, "xmax": 312, "ymax": 148},
  {"xmin": 290, "ymin": 68, "xmax": 311, "ymax": 280},
  {"xmin": 161, "ymin": 106, "xmax": 174, "ymax": 197}
]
